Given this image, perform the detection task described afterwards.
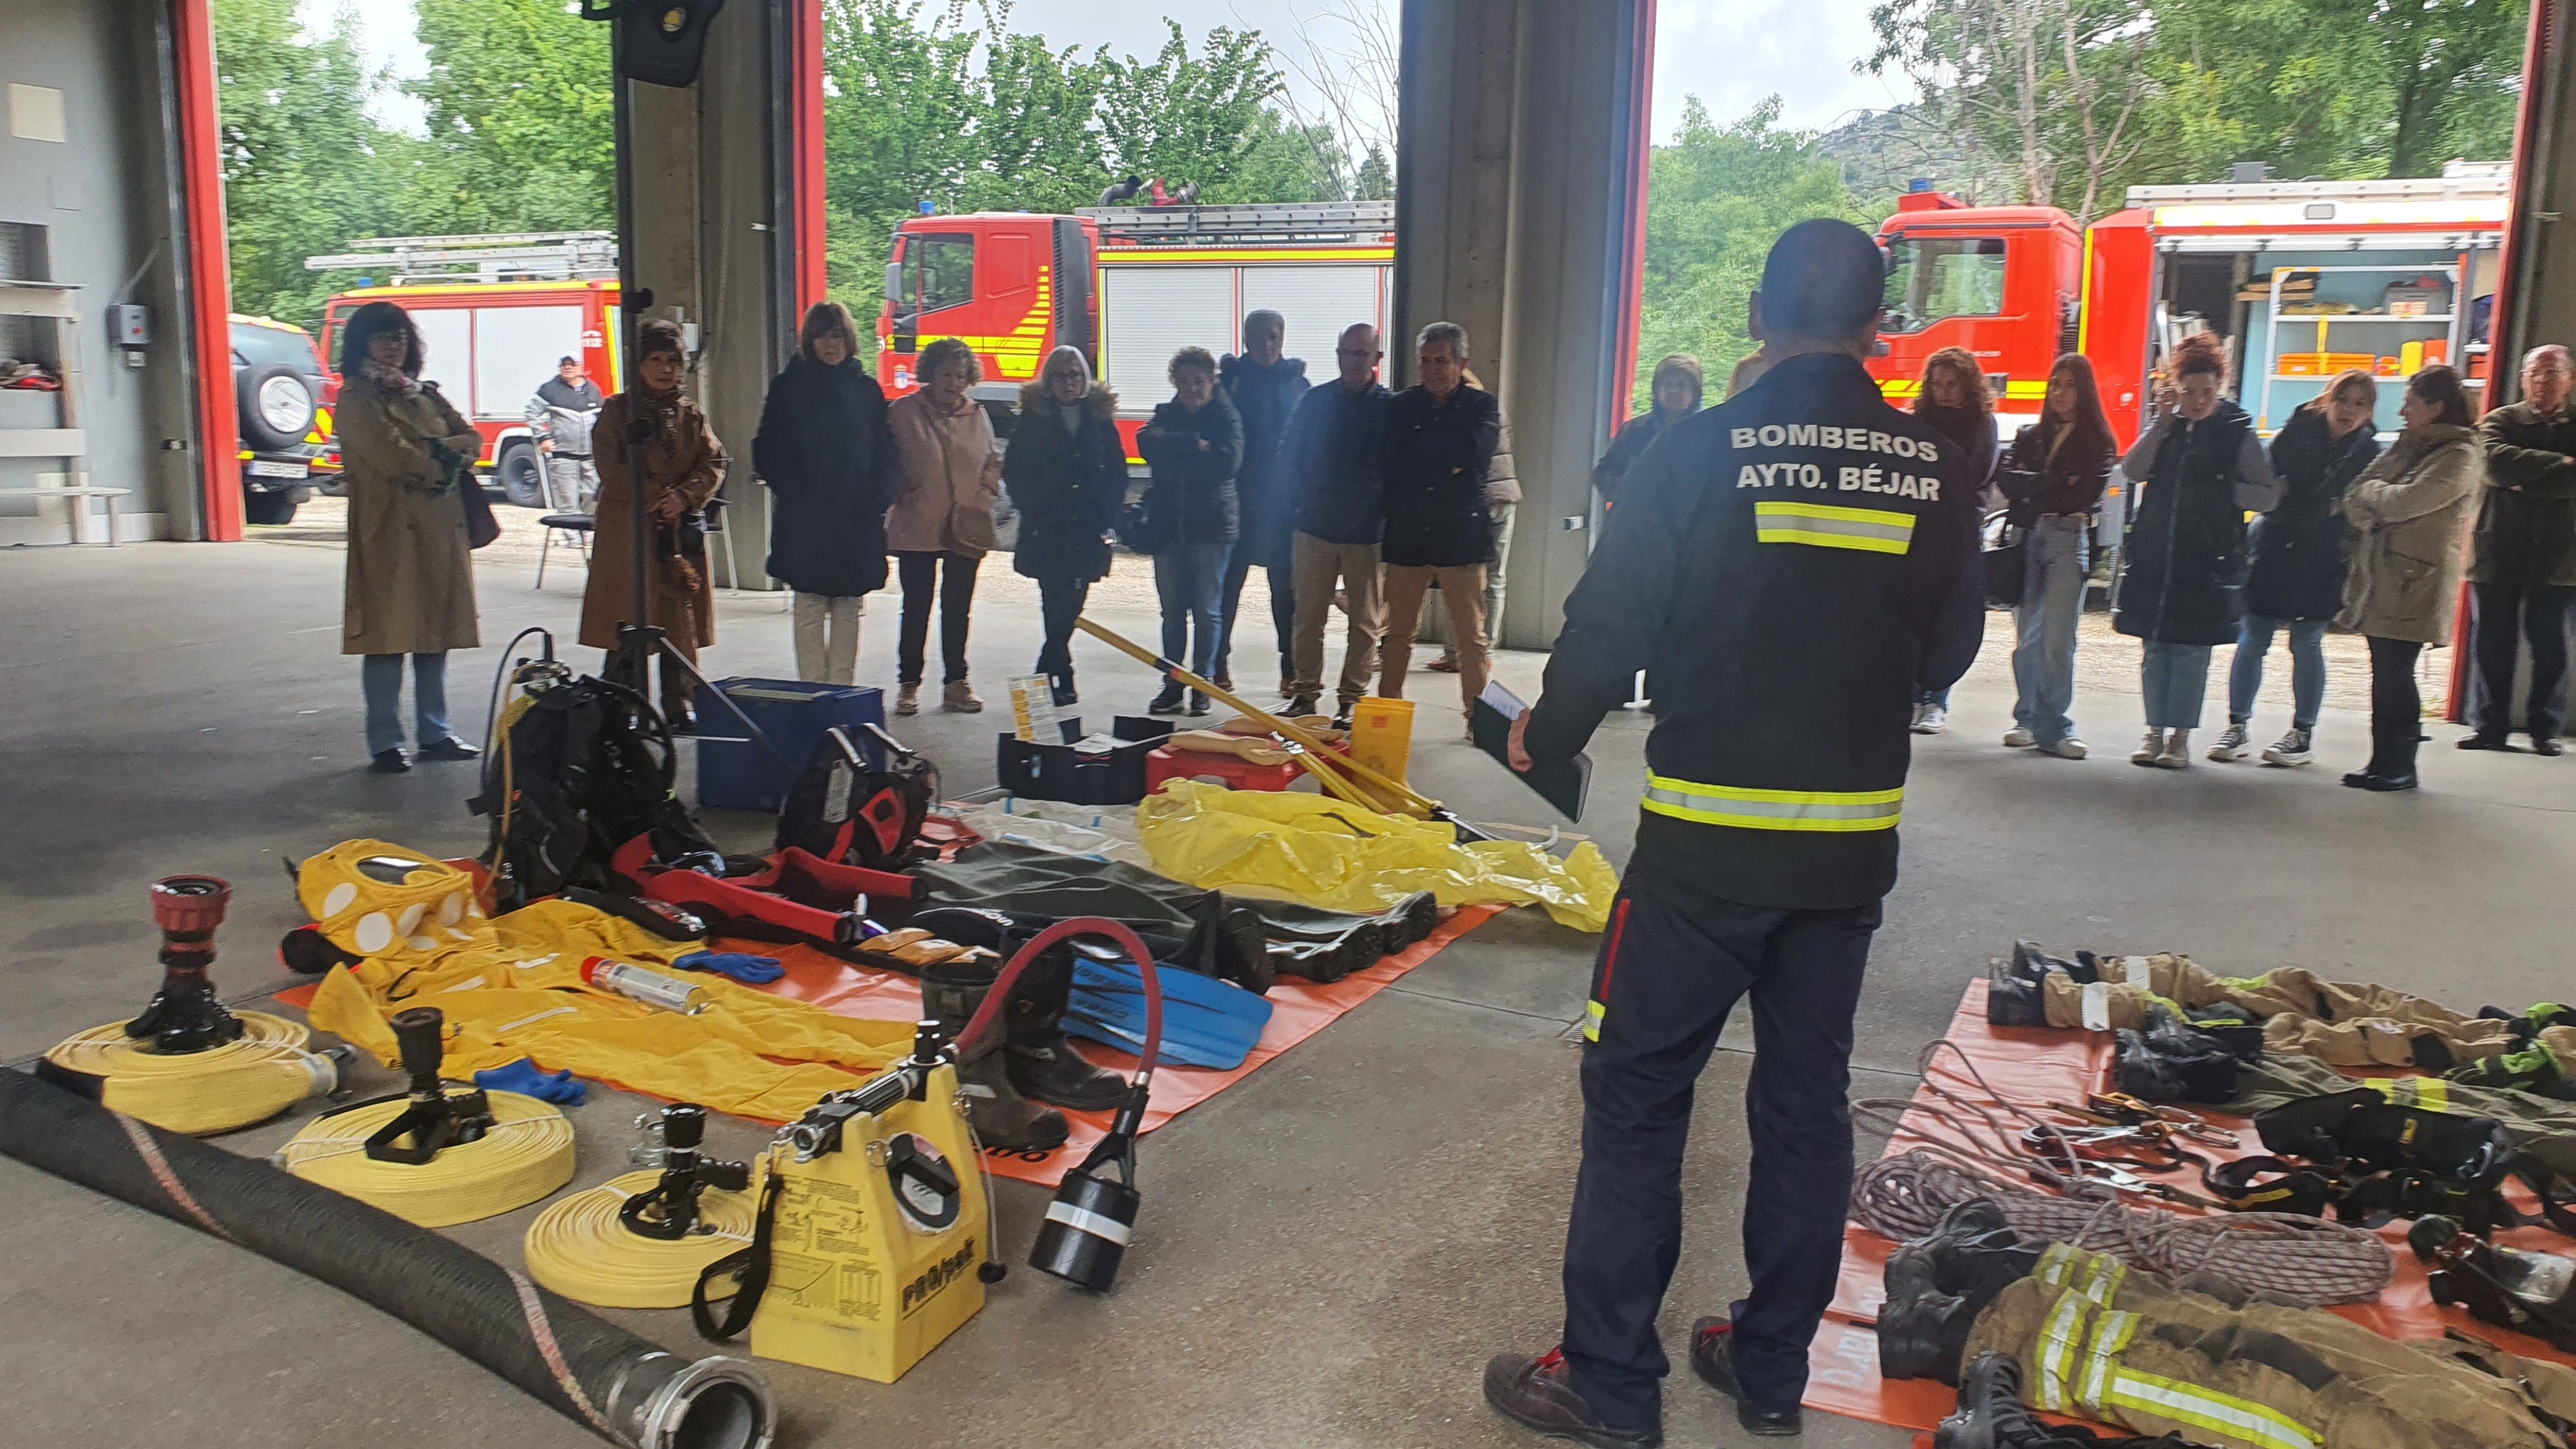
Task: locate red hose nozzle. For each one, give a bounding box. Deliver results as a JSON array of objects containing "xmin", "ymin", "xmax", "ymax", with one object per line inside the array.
[{"xmin": 150, "ymin": 875, "xmax": 232, "ymax": 937}]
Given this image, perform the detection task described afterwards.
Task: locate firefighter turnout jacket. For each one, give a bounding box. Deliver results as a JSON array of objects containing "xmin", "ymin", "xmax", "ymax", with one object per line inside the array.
[{"xmin": 1522, "ymin": 352, "xmax": 1984, "ymax": 910}]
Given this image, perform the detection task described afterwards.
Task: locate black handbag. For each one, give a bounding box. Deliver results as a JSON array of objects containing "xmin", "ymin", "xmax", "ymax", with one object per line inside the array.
[
  {"xmin": 1982, "ymin": 509, "xmax": 2025, "ymax": 608},
  {"xmin": 1116, "ymin": 488, "xmax": 1176, "ymax": 553}
]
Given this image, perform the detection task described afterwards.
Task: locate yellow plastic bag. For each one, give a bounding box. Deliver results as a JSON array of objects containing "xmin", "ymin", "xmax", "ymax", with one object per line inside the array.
[{"xmin": 1134, "ymin": 780, "xmax": 1621, "ymax": 932}]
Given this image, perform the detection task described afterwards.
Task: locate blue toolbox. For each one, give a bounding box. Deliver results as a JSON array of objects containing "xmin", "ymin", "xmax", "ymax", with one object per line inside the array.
[{"xmin": 696, "ymin": 678, "xmax": 885, "ymax": 813}]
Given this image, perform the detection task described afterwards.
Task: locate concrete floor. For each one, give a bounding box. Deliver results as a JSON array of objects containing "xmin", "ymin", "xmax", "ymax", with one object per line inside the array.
[{"xmin": 5, "ymin": 535, "xmax": 2575, "ymax": 1449}]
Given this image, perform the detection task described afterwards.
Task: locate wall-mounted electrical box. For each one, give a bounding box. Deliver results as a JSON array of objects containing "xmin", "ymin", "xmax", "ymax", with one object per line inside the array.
[{"xmin": 107, "ymin": 303, "xmax": 149, "ymax": 347}]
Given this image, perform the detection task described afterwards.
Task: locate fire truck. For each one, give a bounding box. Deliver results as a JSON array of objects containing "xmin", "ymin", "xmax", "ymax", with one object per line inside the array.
[
  {"xmin": 1869, "ymin": 162, "xmax": 2510, "ymax": 454},
  {"xmin": 877, "ymin": 201, "xmax": 1395, "ymax": 459},
  {"xmin": 307, "ymin": 233, "xmax": 623, "ymax": 508}
]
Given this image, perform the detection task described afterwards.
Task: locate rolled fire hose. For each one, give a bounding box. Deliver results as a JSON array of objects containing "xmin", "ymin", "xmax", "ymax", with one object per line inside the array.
[
  {"xmin": 526, "ymin": 1167, "xmax": 765, "ymax": 1309},
  {"xmin": 277, "ymin": 1091, "xmax": 577, "ymax": 1227},
  {"xmin": 43, "ymin": 1010, "xmax": 337, "ymax": 1135},
  {"xmin": 0, "ymin": 1065, "xmax": 776, "ymax": 1449}
]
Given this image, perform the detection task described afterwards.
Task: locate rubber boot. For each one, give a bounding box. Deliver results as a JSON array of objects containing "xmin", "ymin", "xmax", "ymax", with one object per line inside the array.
[
  {"xmin": 1933, "ymin": 1352, "xmax": 2046, "ymax": 1449},
  {"xmin": 1005, "ymin": 948, "xmax": 1131, "ymax": 1112},
  {"xmin": 918, "ymin": 955, "xmax": 1068, "ymax": 1152}
]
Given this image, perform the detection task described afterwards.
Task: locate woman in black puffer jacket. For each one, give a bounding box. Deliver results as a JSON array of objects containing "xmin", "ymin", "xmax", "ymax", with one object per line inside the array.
[
  {"xmin": 2212, "ymin": 371, "xmax": 2381, "ymax": 767},
  {"xmin": 1005, "ymin": 346, "xmax": 1126, "ymax": 705},
  {"xmin": 2115, "ymin": 333, "xmax": 2280, "ymax": 769},
  {"xmin": 1135, "ymin": 346, "xmax": 1243, "ymax": 716}
]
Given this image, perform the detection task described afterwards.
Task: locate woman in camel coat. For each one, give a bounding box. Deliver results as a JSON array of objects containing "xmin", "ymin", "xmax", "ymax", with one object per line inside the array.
[
  {"xmin": 2336, "ymin": 365, "xmax": 2485, "ymax": 792},
  {"xmin": 885, "ymin": 336, "xmax": 1004, "ymax": 715},
  {"xmin": 579, "ymin": 319, "xmax": 726, "ymax": 728},
  {"xmin": 335, "ymin": 300, "xmax": 486, "ymax": 774}
]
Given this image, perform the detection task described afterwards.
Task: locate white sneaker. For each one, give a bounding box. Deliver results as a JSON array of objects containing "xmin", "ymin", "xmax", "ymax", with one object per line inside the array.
[
  {"xmin": 2042, "ymin": 736, "xmax": 2088, "ymax": 760},
  {"xmin": 1908, "ymin": 702, "xmax": 1927, "ymax": 730},
  {"xmin": 2003, "ymin": 726, "xmax": 2037, "ymax": 749},
  {"xmin": 2207, "ymin": 721, "xmax": 2251, "ymax": 761},
  {"xmin": 2131, "ymin": 729, "xmax": 2166, "ymax": 765},
  {"xmin": 1913, "ymin": 704, "xmax": 1948, "ymax": 735},
  {"xmin": 2156, "ymin": 728, "xmax": 2193, "ymax": 769},
  {"xmin": 2261, "ymin": 728, "xmax": 2313, "ymax": 767}
]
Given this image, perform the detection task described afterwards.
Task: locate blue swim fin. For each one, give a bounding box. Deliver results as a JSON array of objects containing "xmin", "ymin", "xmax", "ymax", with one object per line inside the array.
[{"xmin": 1065, "ymin": 954, "xmax": 1272, "ymax": 1071}]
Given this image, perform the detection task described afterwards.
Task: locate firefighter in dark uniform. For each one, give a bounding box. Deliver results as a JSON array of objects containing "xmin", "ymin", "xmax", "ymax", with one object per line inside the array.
[{"xmin": 1482, "ymin": 218, "xmax": 1984, "ymax": 1446}]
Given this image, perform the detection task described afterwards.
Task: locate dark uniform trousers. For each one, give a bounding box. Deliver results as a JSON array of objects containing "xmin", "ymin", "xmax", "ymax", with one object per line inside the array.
[{"xmin": 1560, "ymin": 880, "xmax": 1879, "ymax": 1433}]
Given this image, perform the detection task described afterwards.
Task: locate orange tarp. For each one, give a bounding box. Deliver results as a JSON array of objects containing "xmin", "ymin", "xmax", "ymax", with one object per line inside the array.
[
  {"xmin": 1808, "ymin": 978, "xmax": 2576, "ymax": 1434},
  {"xmin": 281, "ymin": 905, "xmax": 1500, "ymax": 1188}
]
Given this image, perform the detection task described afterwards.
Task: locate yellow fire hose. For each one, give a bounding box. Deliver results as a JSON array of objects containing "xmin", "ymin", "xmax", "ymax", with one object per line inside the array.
[
  {"xmin": 276, "ymin": 1091, "xmax": 575, "ymax": 1227},
  {"xmin": 1073, "ymin": 616, "xmax": 1496, "ymax": 839},
  {"xmin": 523, "ymin": 1167, "xmax": 766, "ymax": 1309},
  {"xmin": 43, "ymin": 1011, "xmax": 336, "ymax": 1136}
]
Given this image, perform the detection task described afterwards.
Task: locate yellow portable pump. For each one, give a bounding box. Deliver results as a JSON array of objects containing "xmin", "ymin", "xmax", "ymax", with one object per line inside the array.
[{"xmin": 694, "ymin": 918, "xmax": 1170, "ymax": 1382}]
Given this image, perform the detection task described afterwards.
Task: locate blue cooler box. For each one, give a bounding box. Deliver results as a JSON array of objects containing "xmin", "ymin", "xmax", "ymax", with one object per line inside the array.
[{"xmin": 695, "ymin": 678, "xmax": 885, "ymax": 813}]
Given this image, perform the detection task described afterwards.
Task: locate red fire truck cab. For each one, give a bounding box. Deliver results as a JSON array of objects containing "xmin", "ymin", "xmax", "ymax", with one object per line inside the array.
[
  {"xmin": 878, "ymin": 203, "xmax": 1395, "ymax": 461},
  {"xmin": 1870, "ymin": 164, "xmax": 2510, "ymax": 461}
]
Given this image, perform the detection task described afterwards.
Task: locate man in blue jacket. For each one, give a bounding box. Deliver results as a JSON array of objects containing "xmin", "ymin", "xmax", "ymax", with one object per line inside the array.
[
  {"xmin": 1282, "ymin": 323, "xmax": 1394, "ymax": 721},
  {"xmin": 1483, "ymin": 219, "xmax": 1984, "ymax": 1446},
  {"xmin": 1216, "ymin": 310, "xmax": 1312, "ymax": 695}
]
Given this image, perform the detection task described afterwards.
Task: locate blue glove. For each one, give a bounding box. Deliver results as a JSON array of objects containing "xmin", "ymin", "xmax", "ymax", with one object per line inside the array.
[
  {"xmin": 674, "ymin": 949, "xmax": 785, "ymax": 985},
  {"xmin": 473, "ymin": 1058, "xmax": 588, "ymax": 1105}
]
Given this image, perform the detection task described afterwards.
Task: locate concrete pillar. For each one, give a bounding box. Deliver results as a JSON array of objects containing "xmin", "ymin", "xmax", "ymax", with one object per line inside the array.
[
  {"xmin": 1395, "ymin": 0, "xmax": 1654, "ymax": 649},
  {"xmin": 618, "ymin": 0, "xmax": 799, "ymax": 590},
  {"xmin": 2492, "ymin": 0, "xmax": 2573, "ymax": 403}
]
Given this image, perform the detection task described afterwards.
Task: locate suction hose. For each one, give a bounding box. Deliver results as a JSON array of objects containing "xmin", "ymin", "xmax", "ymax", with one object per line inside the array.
[{"xmin": 0, "ymin": 1066, "xmax": 774, "ymax": 1449}]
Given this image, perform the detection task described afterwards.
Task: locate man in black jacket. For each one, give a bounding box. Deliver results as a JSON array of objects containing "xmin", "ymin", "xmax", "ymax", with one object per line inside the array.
[
  {"xmin": 1282, "ymin": 323, "xmax": 1393, "ymax": 719},
  {"xmin": 1483, "ymin": 219, "xmax": 1984, "ymax": 1447},
  {"xmin": 1216, "ymin": 310, "xmax": 1312, "ymax": 695},
  {"xmin": 2465, "ymin": 344, "xmax": 2576, "ymax": 753},
  {"xmin": 1379, "ymin": 320, "xmax": 1503, "ymax": 730}
]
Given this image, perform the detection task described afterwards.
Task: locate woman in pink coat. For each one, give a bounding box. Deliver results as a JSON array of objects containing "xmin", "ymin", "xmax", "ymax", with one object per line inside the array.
[{"xmin": 885, "ymin": 337, "xmax": 1004, "ymax": 714}]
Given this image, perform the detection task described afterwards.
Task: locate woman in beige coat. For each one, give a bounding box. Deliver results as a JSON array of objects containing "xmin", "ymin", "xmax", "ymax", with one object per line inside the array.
[
  {"xmin": 2336, "ymin": 365, "xmax": 2485, "ymax": 792},
  {"xmin": 579, "ymin": 319, "xmax": 726, "ymax": 730},
  {"xmin": 885, "ymin": 337, "xmax": 1002, "ymax": 715},
  {"xmin": 335, "ymin": 301, "xmax": 485, "ymax": 774}
]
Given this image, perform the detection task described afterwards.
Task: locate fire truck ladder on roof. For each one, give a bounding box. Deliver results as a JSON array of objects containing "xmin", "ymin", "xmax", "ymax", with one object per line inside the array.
[
  {"xmin": 301, "ymin": 232, "xmax": 620, "ymax": 284},
  {"xmin": 1077, "ymin": 201, "xmax": 1395, "ymax": 247}
]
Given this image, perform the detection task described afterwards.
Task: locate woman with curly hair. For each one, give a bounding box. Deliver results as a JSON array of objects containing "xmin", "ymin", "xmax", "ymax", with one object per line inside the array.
[
  {"xmin": 885, "ymin": 337, "xmax": 1003, "ymax": 715},
  {"xmin": 334, "ymin": 300, "xmax": 487, "ymax": 774}
]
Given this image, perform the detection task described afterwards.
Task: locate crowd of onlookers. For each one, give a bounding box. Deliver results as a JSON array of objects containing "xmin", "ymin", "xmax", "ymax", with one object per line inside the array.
[
  {"xmin": 325, "ymin": 288, "xmax": 2576, "ymax": 790},
  {"xmin": 1897, "ymin": 337, "xmax": 2576, "ymax": 792}
]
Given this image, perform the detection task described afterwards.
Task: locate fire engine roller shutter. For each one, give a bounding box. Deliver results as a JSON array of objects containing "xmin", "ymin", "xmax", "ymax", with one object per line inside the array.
[
  {"xmin": 1054, "ymin": 220, "xmax": 1094, "ymax": 356},
  {"xmin": 472, "ymin": 306, "xmax": 584, "ymax": 422},
  {"xmin": 409, "ymin": 309, "xmax": 477, "ymax": 415},
  {"xmin": 1241, "ymin": 265, "xmax": 1387, "ymax": 372},
  {"xmin": 1099, "ymin": 265, "xmax": 1238, "ymax": 404}
]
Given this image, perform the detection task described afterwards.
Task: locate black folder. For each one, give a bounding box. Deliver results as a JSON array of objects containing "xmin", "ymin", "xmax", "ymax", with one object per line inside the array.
[{"xmin": 1471, "ymin": 682, "xmax": 1590, "ymax": 821}]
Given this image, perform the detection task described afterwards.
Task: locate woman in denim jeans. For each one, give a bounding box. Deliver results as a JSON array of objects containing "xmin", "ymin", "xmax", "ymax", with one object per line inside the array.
[
  {"xmin": 2212, "ymin": 371, "xmax": 2380, "ymax": 767},
  {"xmin": 1908, "ymin": 347, "xmax": 1998, "ymax": 735},
  {"xmin": 1136, "ymin": 347, "xmax": 1244, "ymax": 716},
  {"xmin": 1997, "ymin": 355, "xmax": 2117, "ymax": 759}
]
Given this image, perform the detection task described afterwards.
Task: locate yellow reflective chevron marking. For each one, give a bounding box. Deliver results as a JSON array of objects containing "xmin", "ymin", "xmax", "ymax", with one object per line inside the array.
[
  {"xmin": 1640, "ymin": 774, "xmax": 1903, "ymax": 832},
  {"xmin": 2033, "ymin": 1290, "xmax": 2095, "ymax": 1413},
  {"xmin": 919, "ymin": 266, "xmax": 1053, "ymax": 379},
  {"xmin": 2105, "ymin": 1368, "xmax": 2319, "ymax": 1449},
  {"xmin": 2078, "ymin": 1308, "xmax": 2138, "ymax": 1415},
  {"xmin": 1754, "ymin": 500, "xmax": 1915, "ymax": 555}
]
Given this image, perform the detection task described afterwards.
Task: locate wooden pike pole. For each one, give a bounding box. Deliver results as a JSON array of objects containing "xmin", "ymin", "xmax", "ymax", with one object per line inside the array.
[{"xmin": 1073, "ymin": 616, "xmax": 1495, "ymax": 841}]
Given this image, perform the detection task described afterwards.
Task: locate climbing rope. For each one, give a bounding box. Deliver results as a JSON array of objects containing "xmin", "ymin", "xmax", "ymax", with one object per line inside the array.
[
  {"xmin": 44, "ymin": 1011, "xmax": 335, "ymax": 1135},
  {"xmin": 1850, "ymin": 1039, "xmax": 2393, "ymax": 1305},
  {"xmin": 275, "ymin": 1091, "xmax": 574, "ymax": 1227},
  {"xmin": 523, "ymin": 1168, "xmax": 765, "ymax": 1309}
]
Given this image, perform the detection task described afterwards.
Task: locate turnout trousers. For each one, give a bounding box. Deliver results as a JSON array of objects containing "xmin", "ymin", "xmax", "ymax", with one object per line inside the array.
[{"xmin": 1560, "ymin": 880, "xmax": 1879, "ymax": 1433}]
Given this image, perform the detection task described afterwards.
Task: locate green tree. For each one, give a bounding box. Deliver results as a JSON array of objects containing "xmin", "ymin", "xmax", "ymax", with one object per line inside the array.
[
  {"xmin": 406, "ymin": 0, "xmax": 616, "ymax": 233},
  {"xmin": 210, "ymin": 0, "xmax": 417, "ymax": 327},
  {"xmin": 1633, "ymin": 96, "xmax": 1866, "ymax": 408}
]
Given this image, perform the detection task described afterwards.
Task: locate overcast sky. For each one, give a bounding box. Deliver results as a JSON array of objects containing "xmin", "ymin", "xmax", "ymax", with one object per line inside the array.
[{"xmin": 303, "ymin": 0, "xmax": 1908, "ymax": 141}]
